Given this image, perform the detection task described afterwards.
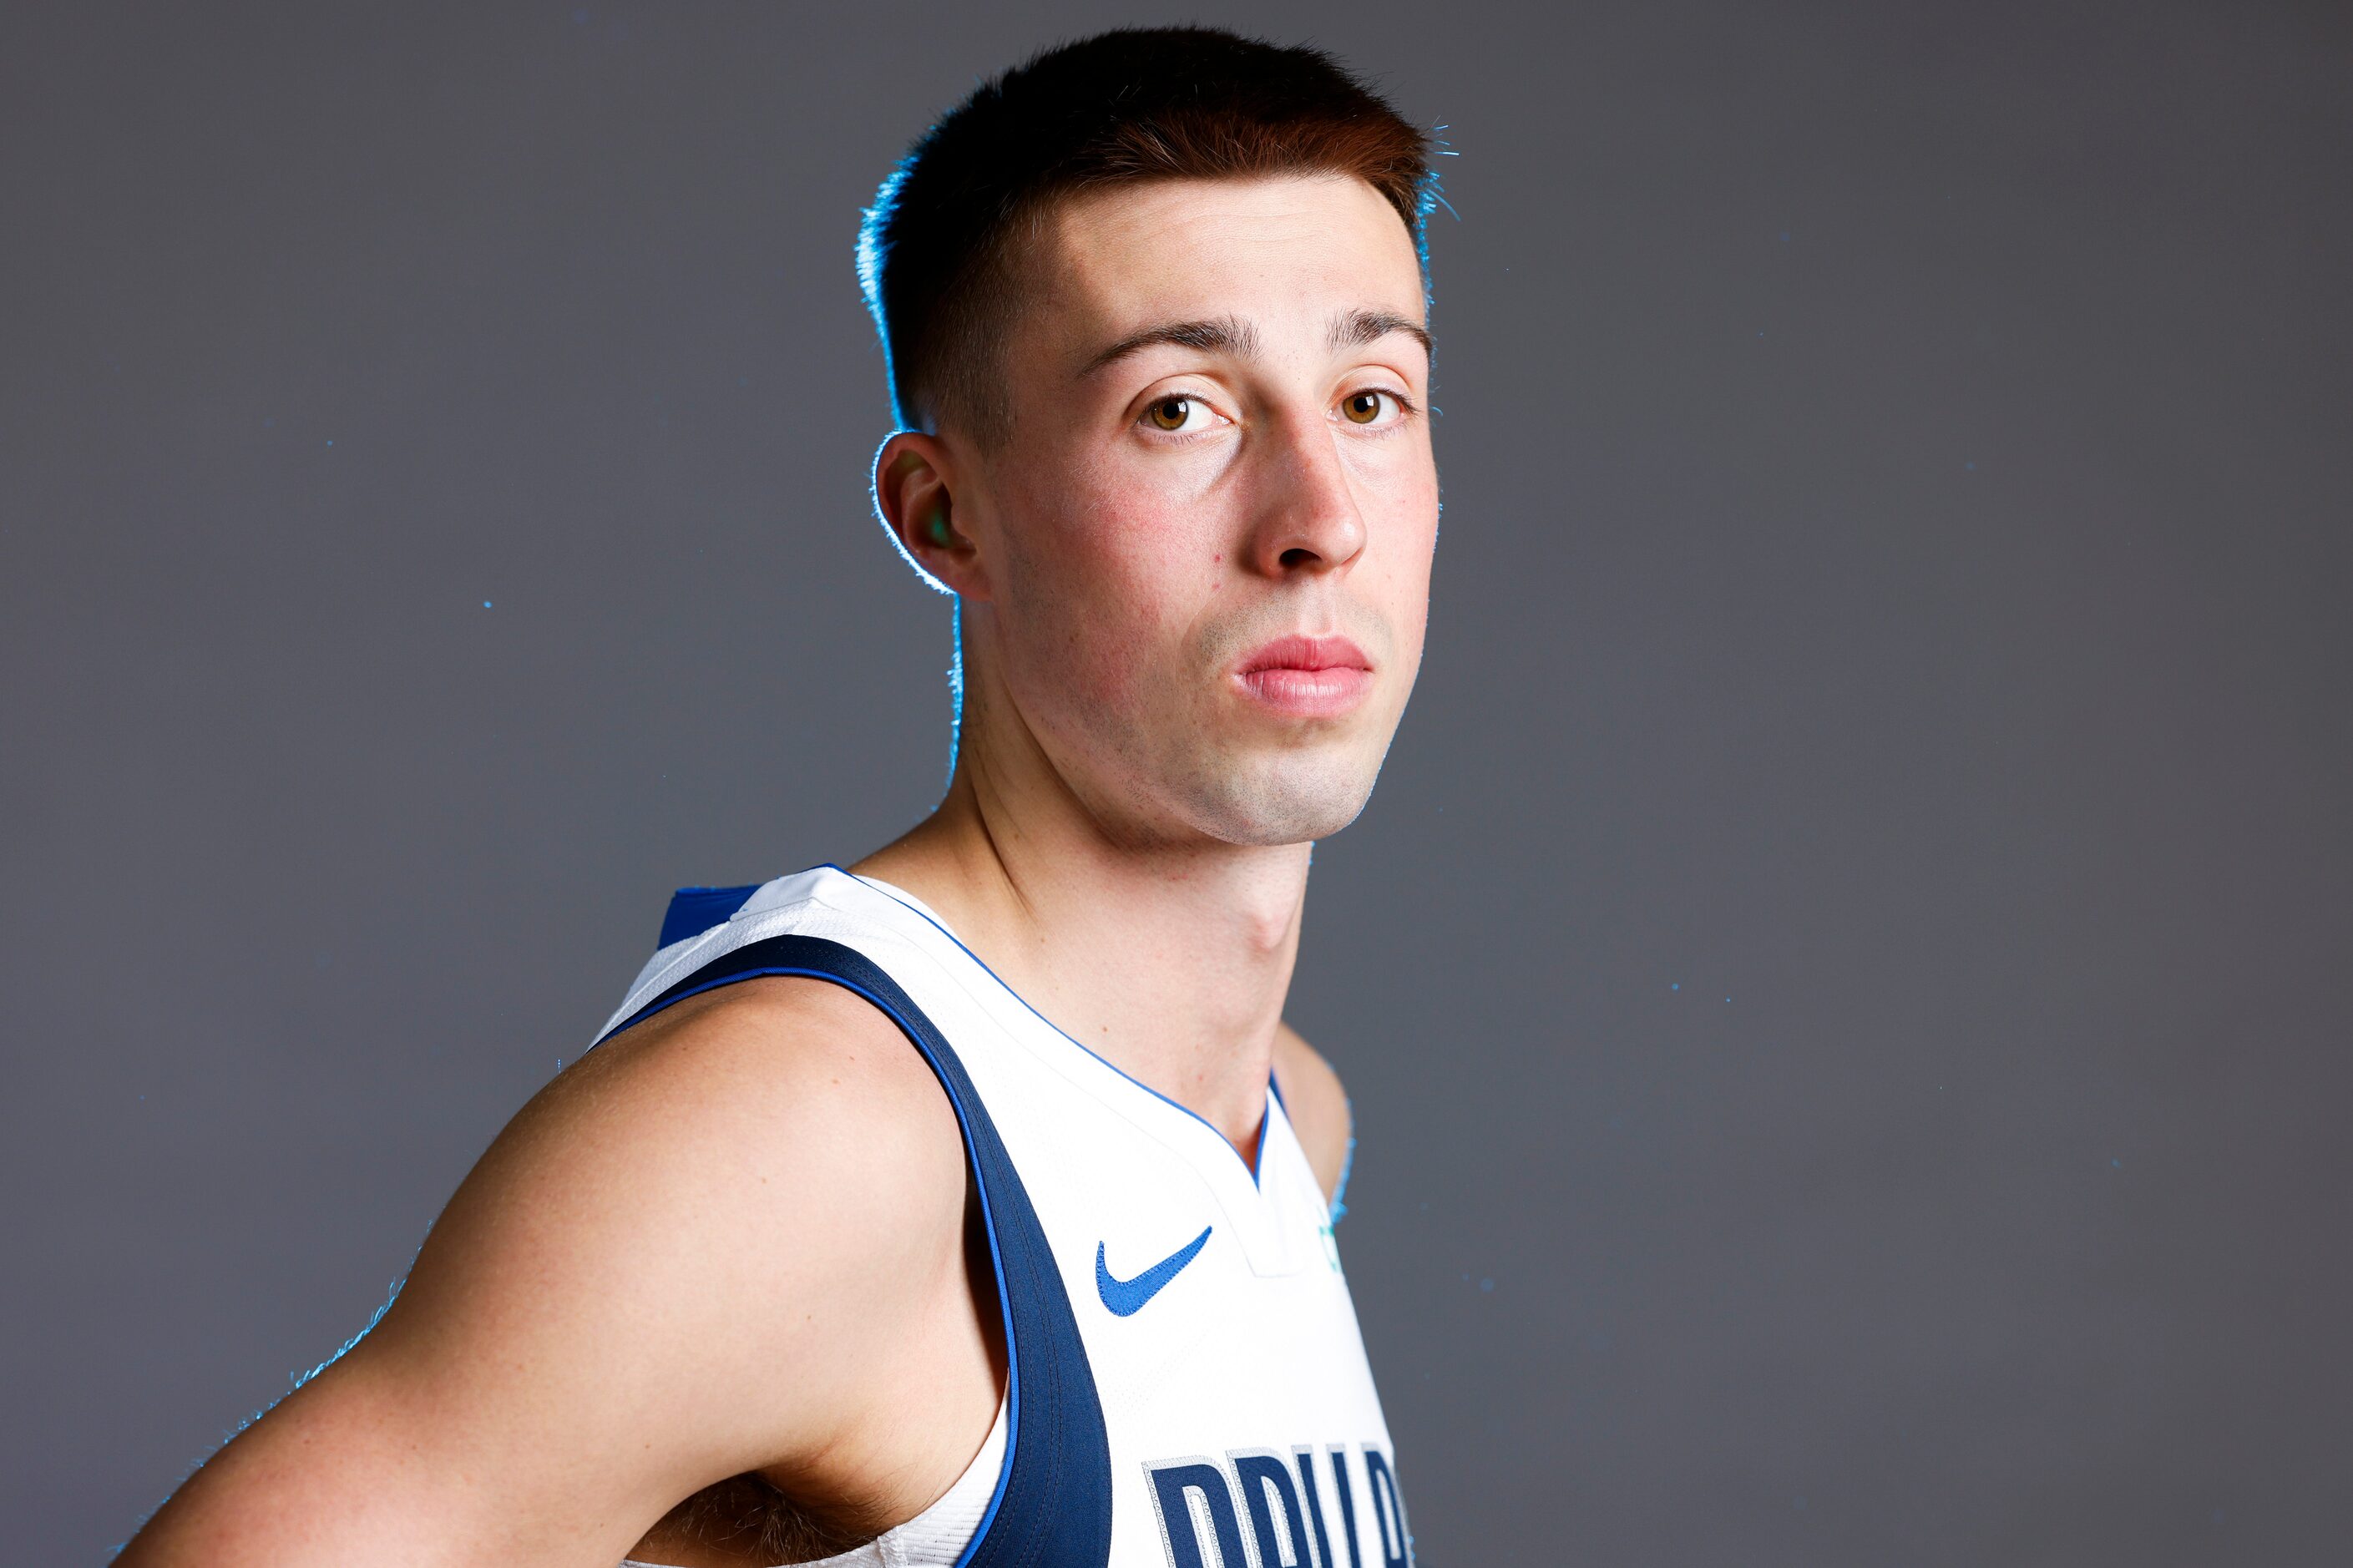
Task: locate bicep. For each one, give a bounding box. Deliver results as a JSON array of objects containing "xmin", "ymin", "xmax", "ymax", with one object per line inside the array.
[
  {"xmin": 116, "ymin": 1343, "xmax": 595, "ymax": 1568},
  {"xmin": 121, "ymin": 979, "xmax": 967, "ymax": 1566},
  {"xmin": 117, "ymin": 1241, "xmax": 686, "ymax": 1568}
]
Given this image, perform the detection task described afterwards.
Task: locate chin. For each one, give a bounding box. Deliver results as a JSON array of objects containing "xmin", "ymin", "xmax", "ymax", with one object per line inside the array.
[{"xmin": 1174, "ymin": 749, "xmax": 1384, "ymax": 847}]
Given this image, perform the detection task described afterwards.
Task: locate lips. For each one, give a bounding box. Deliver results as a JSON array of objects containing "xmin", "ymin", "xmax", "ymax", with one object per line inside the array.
[{"xmin": 1234, "ymin": 635, "xmax": 1374, "ymax": 719}]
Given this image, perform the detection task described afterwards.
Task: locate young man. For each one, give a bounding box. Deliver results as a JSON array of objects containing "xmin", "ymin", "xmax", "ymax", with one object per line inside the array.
[{"xmin": 124, "ymin": 27, "xmax": 1439, "ymax": 1568}]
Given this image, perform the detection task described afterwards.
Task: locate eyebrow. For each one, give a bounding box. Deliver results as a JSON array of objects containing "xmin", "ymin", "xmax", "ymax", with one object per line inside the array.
[
  {"xmin": 1328, "ymin": 308, "xmax": 1434, "ymax": 360},
  {"xmin": 1078, "ymin": 308, "xmax": 1433, "ymax": 377},
  {"xmin": 1081, "ymin": 316, "xmax": 1261, "ymax": 376}
]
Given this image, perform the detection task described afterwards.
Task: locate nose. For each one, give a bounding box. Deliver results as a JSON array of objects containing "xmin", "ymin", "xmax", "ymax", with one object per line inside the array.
[{"xmin": 1242, "ymin": 412, "xmax": 1369, "ymax": 579}]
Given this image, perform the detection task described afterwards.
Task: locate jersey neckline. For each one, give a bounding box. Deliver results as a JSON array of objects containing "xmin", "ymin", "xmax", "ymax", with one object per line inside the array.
[{"xmin": 832, "ymin": 866, "xmax": 1276, "ymax": 1189}]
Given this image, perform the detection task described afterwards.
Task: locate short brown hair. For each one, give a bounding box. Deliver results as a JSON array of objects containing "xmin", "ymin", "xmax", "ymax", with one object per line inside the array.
[{"xmin": 857, "ymin": 27, "xmax": 1436, "ymax": 443}]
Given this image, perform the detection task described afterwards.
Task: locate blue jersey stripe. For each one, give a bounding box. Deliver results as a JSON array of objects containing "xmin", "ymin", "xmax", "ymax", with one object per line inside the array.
[
  {"xmin": 597, "ymin": 934, "xmax": 1115, "ymax": 1566},
  {"xmin": 655, "ymin": 883, "xmax": 763, "ymax": 948}
]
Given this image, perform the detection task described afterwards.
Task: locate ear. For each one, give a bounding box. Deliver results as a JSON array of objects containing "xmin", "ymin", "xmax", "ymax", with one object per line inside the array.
[{"xmin": 873, "ymin": 430, "xmax": 989, "ymax": 597}]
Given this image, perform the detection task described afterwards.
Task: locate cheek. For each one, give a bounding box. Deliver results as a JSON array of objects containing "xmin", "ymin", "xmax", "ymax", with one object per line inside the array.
[
  {"xmin": 1365, "ymin": 466, "xmax": 1441, "ymax": 634},
  {"xmin": 999, "ymin": 463, "xmax": 1217, "ymax": 711}
]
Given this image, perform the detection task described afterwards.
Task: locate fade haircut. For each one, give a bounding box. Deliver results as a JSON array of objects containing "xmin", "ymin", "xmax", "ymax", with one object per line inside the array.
[{"xmin": 858, "ymin": 27, "xmax": 1435, "ymax": 444}]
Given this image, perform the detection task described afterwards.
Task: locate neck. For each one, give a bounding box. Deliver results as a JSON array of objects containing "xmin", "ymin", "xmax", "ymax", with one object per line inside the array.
[{"xmin": 853, "ymin": 703, "xmax": 1308, "ymax": 1161}]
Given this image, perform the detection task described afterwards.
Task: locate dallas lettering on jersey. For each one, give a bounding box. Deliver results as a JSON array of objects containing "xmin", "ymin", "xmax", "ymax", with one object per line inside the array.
[{"xmin": 1146, "ymin": 1442, "xmax": 1410, "ymax": 1568}]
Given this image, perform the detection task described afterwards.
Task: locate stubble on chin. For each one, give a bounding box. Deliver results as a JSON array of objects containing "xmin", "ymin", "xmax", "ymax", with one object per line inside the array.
[{"xmin": 1152, "ymin": 713, "xmax": 1390, "ymax": 847}]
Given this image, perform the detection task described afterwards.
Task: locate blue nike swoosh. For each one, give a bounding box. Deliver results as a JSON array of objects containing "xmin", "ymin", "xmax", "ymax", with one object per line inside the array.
[{"xmin": 1095, "ymin": 1225, "xmax": 1213, "ymax": 1317}]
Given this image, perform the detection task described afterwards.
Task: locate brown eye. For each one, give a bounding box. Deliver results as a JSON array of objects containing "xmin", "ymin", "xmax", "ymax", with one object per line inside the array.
[
  {"xmin": 1147, "ymin": 396, "xmax": 1193, "ymax": 431},
  {"xmin": 1342, "ymin": 390, "xmax": 1389, "ymax": 425}
]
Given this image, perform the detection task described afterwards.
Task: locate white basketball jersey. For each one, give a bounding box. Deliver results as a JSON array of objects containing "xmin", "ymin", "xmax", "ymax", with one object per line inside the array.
[{"xmin": 591, "ymin": 866, "xmax": 1413, "ymax": 1568}]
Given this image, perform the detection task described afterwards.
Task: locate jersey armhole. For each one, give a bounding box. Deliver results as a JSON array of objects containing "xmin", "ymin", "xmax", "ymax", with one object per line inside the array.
[{"xmin": 594, "ymin": 933, "xmax": 1113, "ymax": 1566}]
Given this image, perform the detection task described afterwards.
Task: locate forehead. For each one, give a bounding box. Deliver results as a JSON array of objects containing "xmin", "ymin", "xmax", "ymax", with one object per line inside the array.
[{"xmin": 1025, "ymin": 175, "xmax": 1426, "ymax": 351}]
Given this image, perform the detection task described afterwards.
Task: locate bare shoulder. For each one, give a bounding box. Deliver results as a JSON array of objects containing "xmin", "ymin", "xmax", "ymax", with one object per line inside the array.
[
  {"xmin": 425, "ymin": 975, "xmax": 966, "ymax": 1306},
  {"xmin": 120, "ymin": 976, "xmax": 976, "ymax": 1564},
  {"xmin": 370, "ymin": 974, "xmax": 977, "ymax": 1476},
  {"xmin": 1272, "ymin": 1021, "xmax": 1352, "ymax": 1204},
  {"xmin": 509, "ymin": 975, "xmax": 966, "ymax": 1237},
  {"xmin": 382, "ymin": 975, "xmax": 973, "ymax": 1433}
]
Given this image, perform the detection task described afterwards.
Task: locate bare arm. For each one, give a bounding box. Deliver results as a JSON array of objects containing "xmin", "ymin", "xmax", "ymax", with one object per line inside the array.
[
  {"xmin": 119, "ymin": 978, "xmax": 992, "ymax": 1567},
  {"xmin": 1273, "ymin": 1022, "xmax": 1353, "ymax": 1204}
]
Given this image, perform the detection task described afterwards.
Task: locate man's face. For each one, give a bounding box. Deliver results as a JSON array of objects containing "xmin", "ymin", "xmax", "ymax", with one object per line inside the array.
[{"xmin": 960, "ymin": 174, "xmax": 1438, "ymax": 848}]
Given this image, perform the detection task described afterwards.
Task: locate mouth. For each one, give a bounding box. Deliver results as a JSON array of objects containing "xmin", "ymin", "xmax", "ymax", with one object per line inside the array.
[{"xmin": 1232, "ymin": 635, "xmax": 1375, "ymax": 720}]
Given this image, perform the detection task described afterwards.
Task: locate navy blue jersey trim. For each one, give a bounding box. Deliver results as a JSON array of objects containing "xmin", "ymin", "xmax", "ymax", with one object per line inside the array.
[
  {"xmin": 597, "ymin": 935, "xmax": 1114, "ymax": 1567},
  {"xmin": 844, "ymin": 868, "xmax": 1272, "ymax": 1188},
  {"xmin": 656, "ymin": 883, "xmax": 762, "ymax": 948}
]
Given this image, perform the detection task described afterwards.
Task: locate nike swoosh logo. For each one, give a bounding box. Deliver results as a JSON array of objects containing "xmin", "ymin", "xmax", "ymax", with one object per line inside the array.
[{"xmin": 1095, "ymin": 1225, "xmax": 1213, "ymax": 1317}]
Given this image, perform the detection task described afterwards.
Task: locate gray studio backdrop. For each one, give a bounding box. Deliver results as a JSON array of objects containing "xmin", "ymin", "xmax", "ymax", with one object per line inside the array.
[{"xmin": 4, "ymin": 2, "xmax": 2347, "ymax": 1561}]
